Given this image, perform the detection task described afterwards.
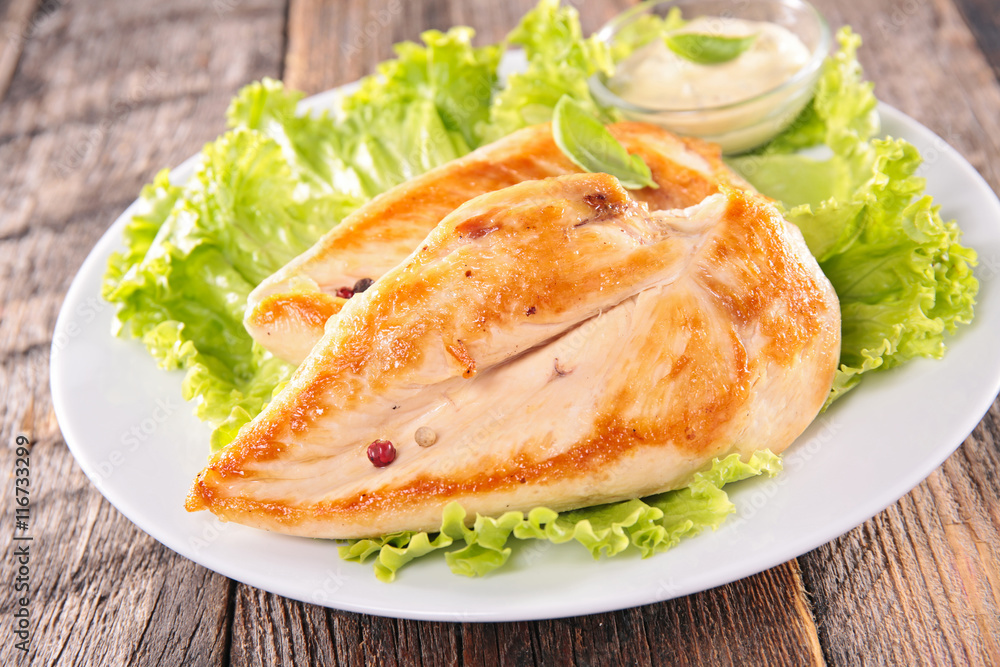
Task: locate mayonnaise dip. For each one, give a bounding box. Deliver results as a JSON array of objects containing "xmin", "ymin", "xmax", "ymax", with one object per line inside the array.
[
  {"xmin": 603, "ymin": 17, "xmax": 816, "ymax": 153},
  {"xmin": 610, "ymin": 17, "xmax": 810, "ymax": 109}
]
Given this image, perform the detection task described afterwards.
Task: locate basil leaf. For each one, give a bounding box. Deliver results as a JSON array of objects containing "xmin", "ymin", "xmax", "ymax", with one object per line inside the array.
[
  {"xmin": 666, "ymin": 32, "xmax": 757, "ymax": 65},
  {"xmin": 552, "ymin": 96, "xmax": 658, "ymax": 190}
]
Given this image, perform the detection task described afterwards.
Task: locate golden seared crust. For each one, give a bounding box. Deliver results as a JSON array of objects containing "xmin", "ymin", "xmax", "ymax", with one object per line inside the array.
[
  {"xmin": 245, "ymin": 122, "xmax": 750, "ymax": 364},
  {"xmin": 188, "ymin": 177, "xmax": 840, "ymax": 538},
  {"xmin": 699, "ymin": 191, "xmax": 833, "ymax": 364},
  {"xmin": 248, "ymin": 293, "xmax": 342, "ymax": 328}
]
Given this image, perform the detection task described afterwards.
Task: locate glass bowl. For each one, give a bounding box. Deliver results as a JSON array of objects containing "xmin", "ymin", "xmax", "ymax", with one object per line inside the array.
[{"xmin": 589, "ymin": 0, "xmax": 831, "ymax": 155}]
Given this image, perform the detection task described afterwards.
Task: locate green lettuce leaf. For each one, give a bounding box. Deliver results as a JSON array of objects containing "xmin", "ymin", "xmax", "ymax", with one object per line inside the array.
[
  {"xmin": 340, "ymin": 451, "xmax": 782, "ymax": 582},
  {"xmin": 227, "ymin": 78, "xmax": 367, "ymax": 198},
  {"xmin": 103, "ymin": 3, "xmax": 979, "ymax": 583},
  {"xmin": 480, "ymin": 0, "xmax": 615, "ymax": 143},
  {"xmin": 103, "ymin": 31, "xmax": 501, "ymax": 447},
  {"xmin": 729, "ymin": 28, "xmax": 978, "ymax": 403},
  {"xmin": 343, "ymin": 28, "xmax": 500, "ymax": 150},
  {"xmin": 102, "ymin": 128, "xmax": 356, "ymax": 449},
  {"xmin": 608, "ymin": 8, "xmax": 686, "ymax": 62}
]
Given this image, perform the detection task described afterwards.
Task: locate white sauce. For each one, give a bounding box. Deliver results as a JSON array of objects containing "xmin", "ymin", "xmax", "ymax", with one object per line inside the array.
[
  {"xmin": 611, "ymin": 17, "xmax": 810, "ymax": 109},
  {"xmin": 605, "ymin": 17, "xmax": 815, "ymax": 153}
]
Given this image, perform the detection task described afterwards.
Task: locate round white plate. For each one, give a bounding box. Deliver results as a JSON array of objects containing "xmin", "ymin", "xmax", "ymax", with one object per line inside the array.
[{"xmin": 50, "ymin": 97, "xmax": 1000, "ymax": 621}]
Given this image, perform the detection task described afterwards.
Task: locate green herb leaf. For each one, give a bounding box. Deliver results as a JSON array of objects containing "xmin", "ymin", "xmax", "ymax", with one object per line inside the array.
[
  {"xmin": 665, "ymin": 32, "xmax": 756, "ymax": 65},
  {"xmin": 551, "ymin": 96, "xmax": 658, "ymax": 189}
]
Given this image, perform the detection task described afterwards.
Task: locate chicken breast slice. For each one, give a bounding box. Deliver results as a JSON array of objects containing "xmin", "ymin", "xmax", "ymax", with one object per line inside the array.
[
  {"xmin": 245, "ymin": 122, "xmax": 746, "ymax": 364},
  {"xmin": 187, "ymin": 173, "xmax": 840, "ymax": 538}
]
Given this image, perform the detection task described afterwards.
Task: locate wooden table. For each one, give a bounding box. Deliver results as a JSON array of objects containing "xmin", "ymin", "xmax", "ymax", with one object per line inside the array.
[{"xmin": 2, "ymin": 0, "xmax": 999, "ymax": 664}]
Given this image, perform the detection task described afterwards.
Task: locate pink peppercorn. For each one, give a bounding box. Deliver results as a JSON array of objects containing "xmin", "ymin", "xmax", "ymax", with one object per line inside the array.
[{"xmin": 367, "ymin": 439, "xmax": 396, "ymax": 467}]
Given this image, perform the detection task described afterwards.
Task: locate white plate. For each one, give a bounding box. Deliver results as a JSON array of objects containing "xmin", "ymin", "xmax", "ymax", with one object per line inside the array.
[{"xmin": 50, "ymin": 97, "xmax": 1000, "ymax": 621}]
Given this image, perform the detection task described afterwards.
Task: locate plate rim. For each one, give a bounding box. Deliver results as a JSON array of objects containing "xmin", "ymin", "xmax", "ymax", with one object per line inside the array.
[{"xmin": 49, "ymin": 93, "xmax": 1000, "ymax": 622}]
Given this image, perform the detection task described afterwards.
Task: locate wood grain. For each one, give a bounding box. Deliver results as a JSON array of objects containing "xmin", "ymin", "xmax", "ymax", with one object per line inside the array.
[
  {"xmin": 953, "ymin": 0, "xmax": 1000, "ymax": 85},
  {"xmin": 283, "ymin": 0, "xmax": 634, "ymax": 94},
  {"xmin": 226, "ymin": 560, "xmax": 822, "ymax": 666},
  {"xmin": 0, "ymin": 0, "xmax": 42, "ymax": 100},
  {"xmin": 232, "ymin": 0, "xmax": 830, "ymax": 662},
  {"xmin": 0, "ymin": 0, "xmax": 999, "ymax": 664},
  {"xmin": 0, "ymin": 0, "xmax": 284, "ymax": 664},
  {"xmin": 794, "ymin": 0, "xmax": 1000, "ymax": 663}
]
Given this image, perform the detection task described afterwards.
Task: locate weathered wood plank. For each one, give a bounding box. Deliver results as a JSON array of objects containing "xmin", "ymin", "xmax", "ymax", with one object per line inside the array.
[
  {"xmin": 0, "ymin": 0, "xmax": 287, "ymax": 664},
  {"xmin": 259, "ymin": 1, "xmax": 1000, "ymax": 665},
  {"xmin": 283, "ymin": 0, "xmax": 634, "ymax": 95},
  {"xmin": 795, "ymin": 0, "xmax": 1000, "ymax": 664},
  {"xmin": 816, "ymin": 0, "xmax": 1000, "ymax": 187},
  {"xmin": 0, "ymin": 0, "xmax": 42, "ymax": 100},
  {"xmin": 1, "ymin": 0, "xmax": 998, "ymax": 664},
  {"xmin": 635, "ymin": 561, "xmax": 824, "ymax": 666},
  {"xmin": 231, "ymin": 585, "xmax": 340, "ymax": 666},
  {"xmin": 953, "ymin": 0, "xmax": 1000, "ymax": 85},
  {"xmin": 227, "ymin": 561, "xmax": 822, "ymax": 666},
  {"xmin": 220, "ymin": 3, "xmax": 828, "ymax": 665},
  {"xmin": 799, "ymin": 409, "xmax": 1000, "ymax": 666},
  {"xmin": 228, "ymin": 560, "xmax": 821, "ymax": 666}
]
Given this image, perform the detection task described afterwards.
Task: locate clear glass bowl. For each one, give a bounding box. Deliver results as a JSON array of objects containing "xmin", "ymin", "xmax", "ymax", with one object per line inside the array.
[{"xmin": 589, "ymin": 0, "xmax": 830, "ymax": 155}]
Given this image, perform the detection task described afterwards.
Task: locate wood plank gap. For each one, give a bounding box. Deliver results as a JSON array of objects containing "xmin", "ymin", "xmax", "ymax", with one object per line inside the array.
[
  {"xmin": 279, "ymin": 0, "xmax": 291, "ymax": 83},
  {"xmin": 281, "ymin": 0, "xmax": 316, "ymax": 92},
  {"xmin": 321, "ymin": 610, "xmax": 340, "ymax": 666},
  {"xmin": 450, "ymin": 622, "xmax": 463, "ymax": 667},
  {"xmin": 0, "ymin": 0, "xmax": 42, "ymax": 102},
  {"xmin": 627, "ymin": 609, "xmax": 654, "ymax": 666},
  {"xmin": 797, "ymin": 550, "xmax": 843, "ymax": 666},
  {"xmin": 788, "ymin": 559, "xmax": 828, "ymax": 666},
  {"xmin": 221, "ymin": 579, "xmax": 237, "ymax": 667},
  {"xmin": 951, "ymin": 0, "xmax": 1000, "ymax": 86}
]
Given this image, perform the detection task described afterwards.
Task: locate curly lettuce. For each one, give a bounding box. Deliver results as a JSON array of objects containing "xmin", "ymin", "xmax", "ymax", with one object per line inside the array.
[
  {"xmin": 341, "ymin": 451, "xmax": 782, "ymax": 582},
  {"xmin": 101, "ymin": 3, "xmax": 979, "ymax": 580},
  {"xmin": 728, "ymin": 28, "xmax": 978, "ymax": 403},
  {"xmin": 103, "ymin": 29, "xmax": 501, "ymax": 448},
  {"xmin": 479, "ymin": 0, "xmax": 615, "ymax": 142}
]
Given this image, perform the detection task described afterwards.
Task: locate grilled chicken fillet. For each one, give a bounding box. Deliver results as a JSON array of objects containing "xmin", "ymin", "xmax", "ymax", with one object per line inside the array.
[
  {"xmin": 187, "ymin": 173, "xmax": 841, "ymax": 538},
  {"xmin": 245, "ymin": 122, "xmax": 745, "ymax": 364}
]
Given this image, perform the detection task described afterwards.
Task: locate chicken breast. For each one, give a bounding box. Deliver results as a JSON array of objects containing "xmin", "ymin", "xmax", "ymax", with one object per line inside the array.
[
  {"xmin": 245, "ymin": 122, "xmax": 746, "ymax": 364},
  {"xmin": 187, "ymin": 173, "xmax": 840, "ymax": 538}
]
